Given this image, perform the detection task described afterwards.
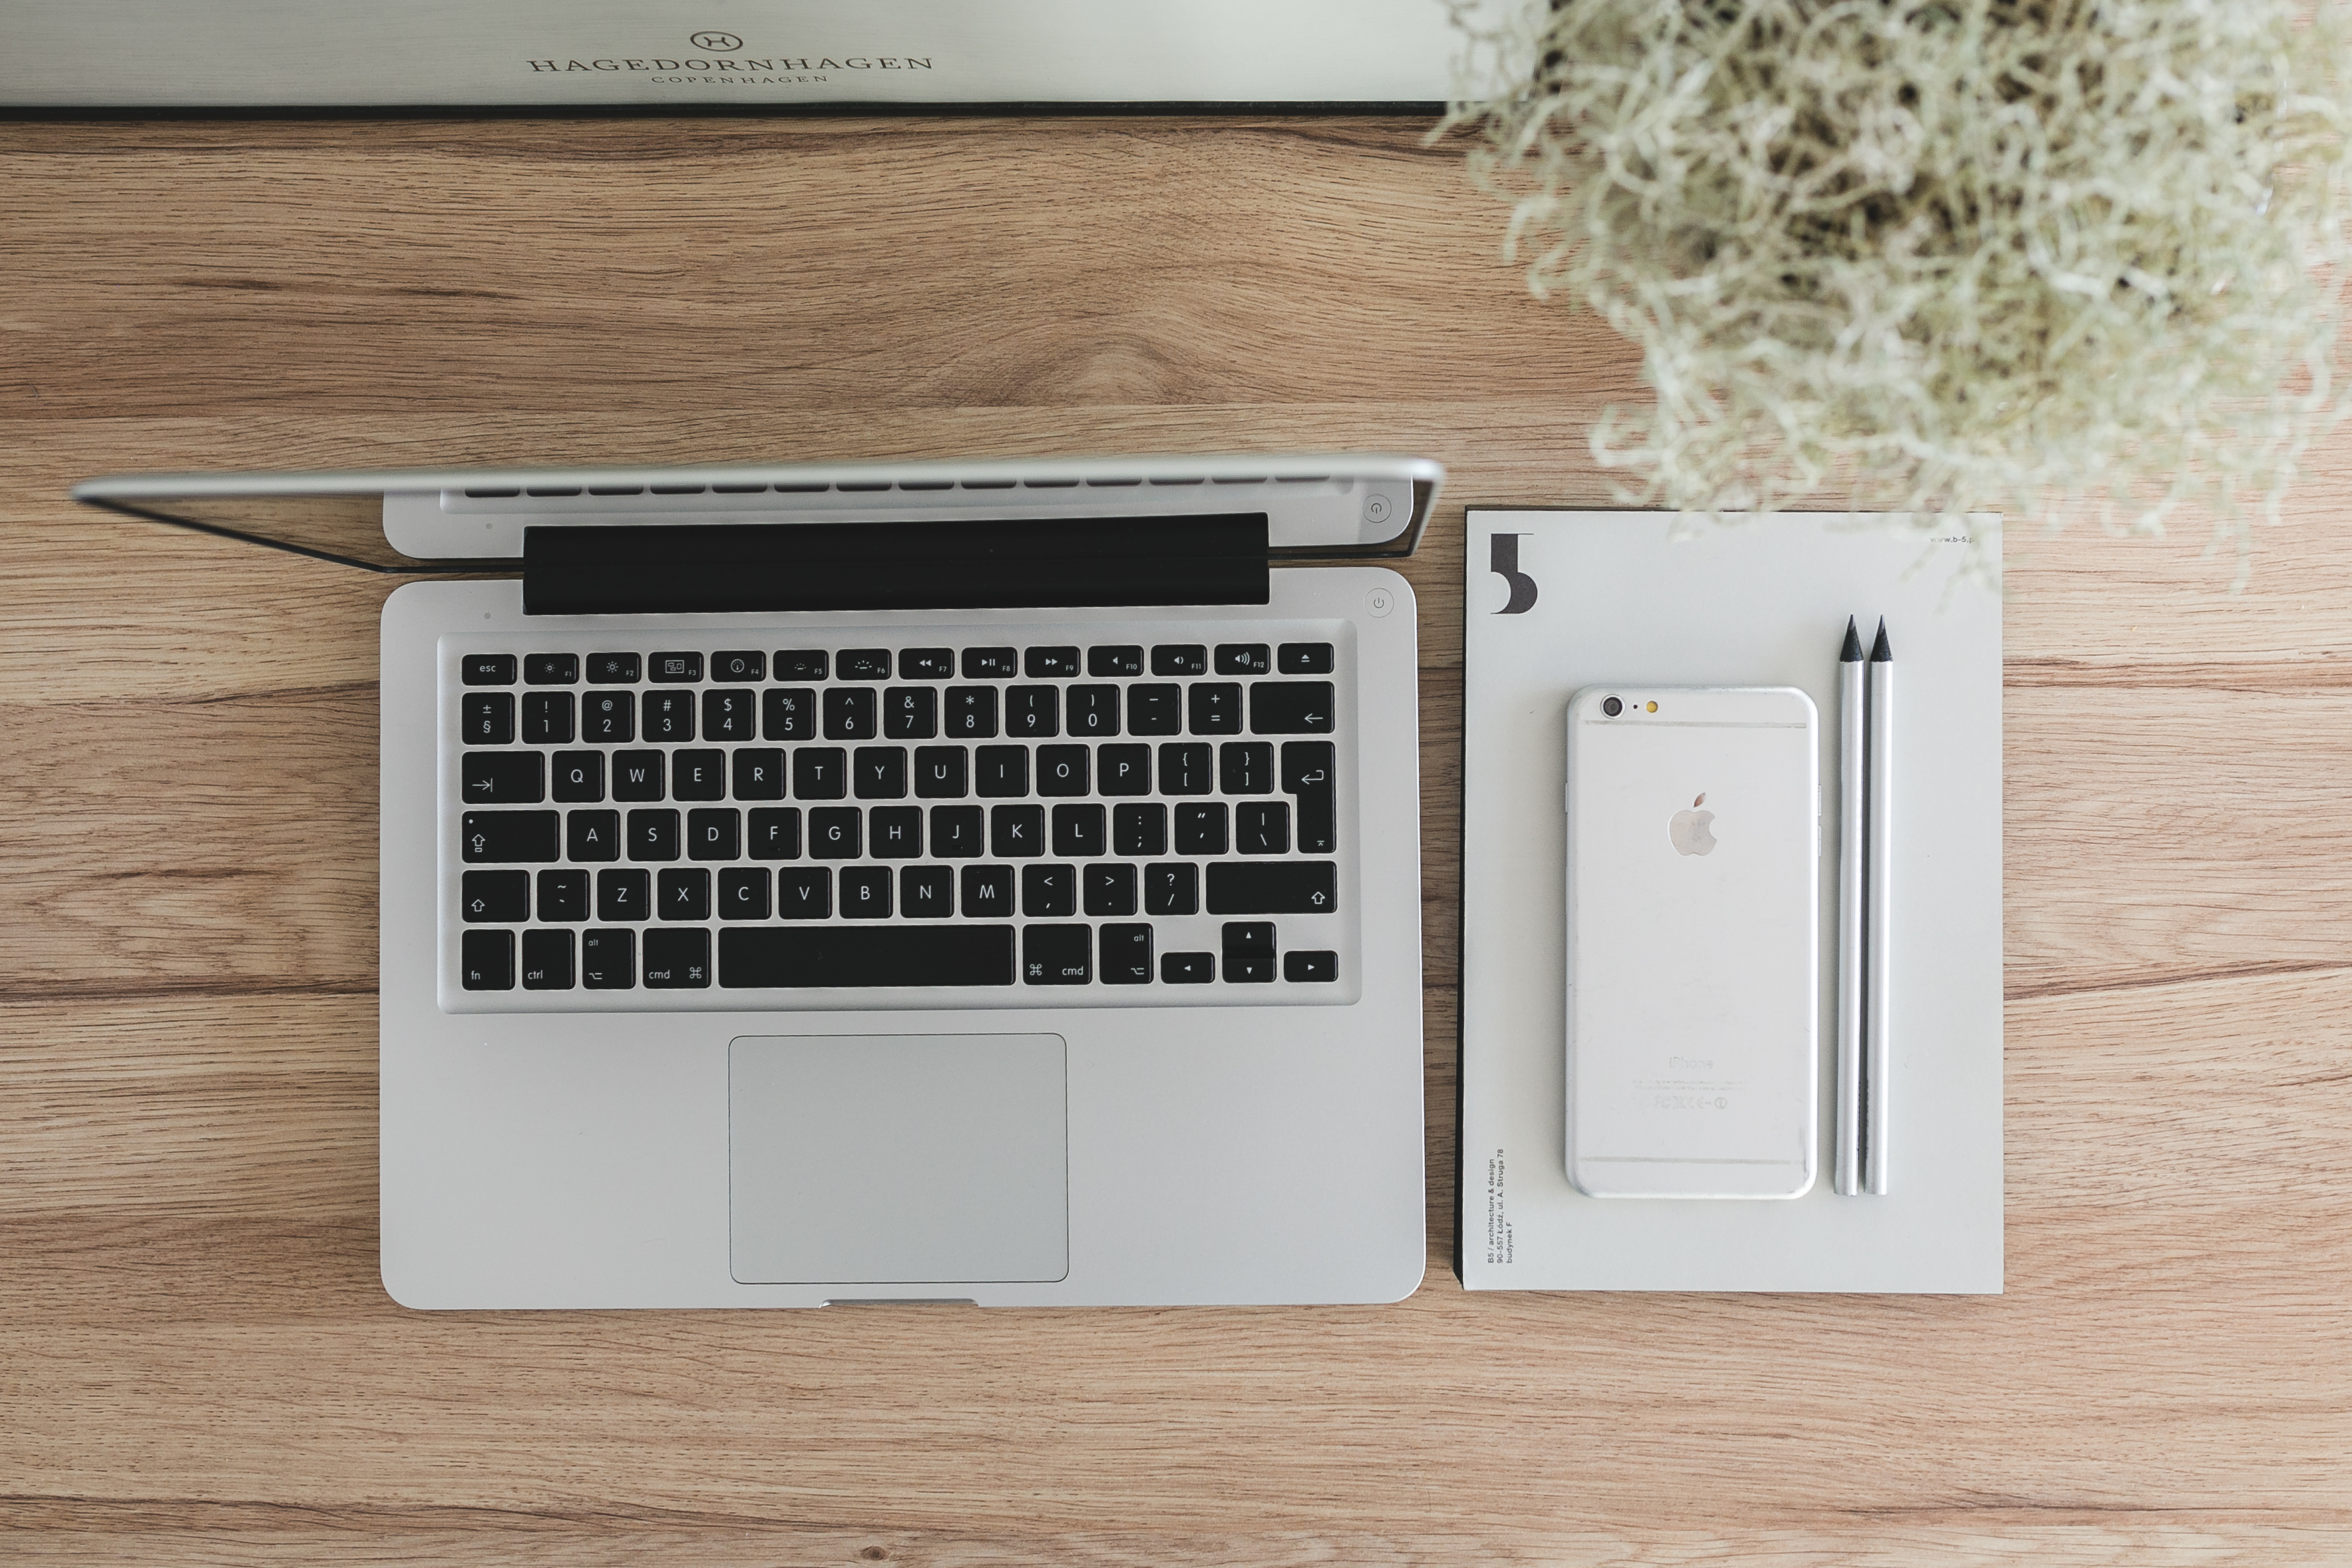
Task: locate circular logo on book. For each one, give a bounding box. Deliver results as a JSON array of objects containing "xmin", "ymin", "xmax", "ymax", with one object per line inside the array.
[{"xmin": 689, "ymin": 31, "xmax": 743, "ymax": 50}]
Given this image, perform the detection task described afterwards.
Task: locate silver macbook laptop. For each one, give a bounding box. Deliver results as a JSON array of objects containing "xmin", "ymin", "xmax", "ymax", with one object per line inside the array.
[{"xmin": 75, "ymin": 454, "xmax": 1438, "ymax": 1307}]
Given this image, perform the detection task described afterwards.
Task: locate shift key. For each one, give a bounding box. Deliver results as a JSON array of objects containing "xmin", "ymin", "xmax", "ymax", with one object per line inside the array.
[
  {"xmin": 1205, "ymin": 860, "xmax": 1337, "ymax": 915},
  {"xmin": 461, "ymin": 810, "xmax": 560, "ymax": 863}
]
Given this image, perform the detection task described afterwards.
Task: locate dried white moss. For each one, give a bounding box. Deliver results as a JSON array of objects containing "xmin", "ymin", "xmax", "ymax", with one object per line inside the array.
[{"xmin": 1446, "ymin": 0, "xmax": 2352, "ymax": 576}]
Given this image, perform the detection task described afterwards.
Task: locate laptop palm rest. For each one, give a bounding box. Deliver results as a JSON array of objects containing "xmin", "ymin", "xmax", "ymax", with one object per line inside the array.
[{"xmin": 729, "ymin": 1034, "xmax": 1070, "ymax": 1286}]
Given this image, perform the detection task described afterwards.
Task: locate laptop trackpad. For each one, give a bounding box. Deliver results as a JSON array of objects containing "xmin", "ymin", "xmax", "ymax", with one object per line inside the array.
[{"xmin": 729, "ymin": 1034, "xmax": 1069, "ymax": 1286}]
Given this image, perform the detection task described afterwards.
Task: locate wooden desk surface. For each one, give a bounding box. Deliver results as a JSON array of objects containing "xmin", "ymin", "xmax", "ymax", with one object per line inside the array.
[{"xmin": 4, "ymin": 116, "xmax": 2349, "ymax": 1566}]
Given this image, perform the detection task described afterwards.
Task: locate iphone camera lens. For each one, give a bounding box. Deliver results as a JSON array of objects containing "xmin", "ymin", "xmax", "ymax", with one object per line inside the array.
[{"xmin": 1601, "ymin": 696, "xmax": 1623, "ymax": 717}]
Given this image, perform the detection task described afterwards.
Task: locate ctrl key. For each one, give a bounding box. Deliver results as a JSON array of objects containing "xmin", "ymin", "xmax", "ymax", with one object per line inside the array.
[
  {"xmin": 581, "ymin": 928, "xmax": 635, "ymax": 990},
  {"xmin": 461, "ymin": 929, "xmax": 514, "ymax": 990}
]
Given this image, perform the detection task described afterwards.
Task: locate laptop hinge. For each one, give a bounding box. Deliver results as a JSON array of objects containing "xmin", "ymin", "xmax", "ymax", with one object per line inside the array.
[{"xmin": 522, "ymin": 514, "xmax": 1271, "ymax": 616}]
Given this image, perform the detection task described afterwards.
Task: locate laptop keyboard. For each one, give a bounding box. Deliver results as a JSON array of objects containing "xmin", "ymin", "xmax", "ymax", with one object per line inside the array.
[{"xmin": 443, "ymin": 633, "xmax": 1353, "ymax": 1004}]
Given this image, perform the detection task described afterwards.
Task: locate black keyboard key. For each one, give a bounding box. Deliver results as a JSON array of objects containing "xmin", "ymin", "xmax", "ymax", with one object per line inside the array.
[
  {"xmin": 524, "ymin": 653, "xmax": 577, "ymax": 685},
  {"xmin": 537, "ymin": 869, "xmax": 589, "ymax": 922},
  {"xmin": 1278, "ymin": 642, "xmax": 1335, "ymax": 675},
  {"xmin": 461, "ymin": 809, "xmax": 558, "ymax": 863},
  {"xmin": 809, "ymin": 807, "xmax": 862, "ymax": 859},
  {"xmin": 711, "ymin": 649, "xmax": 765, "ymax": 682},
  {"xmin": 703, "ymin": 688, "xmax": 756, "ymax": 742},
  {"xmin": 1280, "ymin": 742, "xmax": 1335, "ymax": 854},
  {"xmin": 1284, "ymin": 950, "xmax": 1338, "ymax": 982},
  {"xmin": 566, "ymin": 809, "xmax": 619, "ymax": 863},
  {"xmin": 749, "ymin": 808, "xmax": 801, "ymax": 861},
  {"xmin": 463, "ymin": 653, "xmax": 516, "ymax": 686},
  {"xmin": 841, "ymin": 866, "xmax": 893, "ymax": 918},
  {"xmin": 793, "ymin": 748, "xmax": 846, "ymax": 799},
  {"xmin": 1152, "ymin": 644, "xmax": 1207, "ymax": 677},
  {"xmin": 1006, "ymin": 686, "xmax": 1058, "ymax": 738},
  {"xmin": 902, "ymin": 648, "xmax": 955, "ymax": 680},
  {"xmin": 901, "ymin": 865, "xmax": 954, "ymax": 918},
  {"xmin": 642, "ymin": 689, "xmax": 695, "ymax": 742},
  {"xmin": 914, "ymin": 745, "xmax": 968, "ymax": 798},
  {"xmin": 1236, "ymin": 801, "xmax": 1290, "ymax": 855},
  {"xmin": 1223, "ymin": 922, "xmax": 1276, "ymax": 985},
  {"xmin": 463, "ymin": 751, "xmax": 543, "ymax": 805},
  {"xmin": 552, "ymin": 751, "xmax": 604, "ymax": 803},
  {"xmin": 721, "ymin": 924, "xmax": 1015, "ymax": 988},
  {"xmin": 1219, "ymin": 741, "xmax": 1273, "ymax": 796},
  {"xmin": 931, "ymin": 805, "xmax": 984, "ymax": 857},
  {"xmin": 627, "ymin": 809, "xmax": 680, "ymax": 862},
  {"xmin": 944, "ymin": 686, "xmax": 999, "ymax": 738},
  {"xmin": 838, "ymin": 648, "xmax": 892, "ymax": 681},
  {"xmin": 1145, "ymin": 861, "xmax": 1199, "ymax": 916},
  {"xmin": 687, "ymin": 807, "xmax": 739, "ymax": 861},
  {"xmin": 582, "ymin": 928, "xmax": 634, "ymax": 988},
  {"xmin": 1215, "ymin": 643, "xmax": 1271, "ymax": 676},
  {"xmin": 962, "ymin": 647, "xmax": 1017, "ymax": 680},
  {"xmin": 460, "ymin": 692, "xmax": 514, "ymax": 745},
  {"xmin": 673, "ymin": 749, "xmax": 726, "ymax": 801},
  {"xmin": 870, "ymin": 806, "xmax": 923, "ymax": 858},
  {"xmin": 658, "ymin": 867, "xmax": 710, "ymax": 920},
  {"xmin": 582, "ymin": 690, "xmax": 634, "ymax": 743},
  {"xmin": 648, "ymin": 652, "xmax": 702, "ymax": 683},
  {"xmin": 1101, "ymin": 922, "xmax": 1153, "ymax": 982},
  {"xmin": 1159, "ymin": 742, "xmax": 1213, "ymax": 795},
  {"xmin": 854, "ymin": 746, "xmax": 908, "ymax": 799},
  {"xmin": 992, "ymin": 805, "xmax": 1044, "ymax": 858},
  {"xmin": 732, "ymin": 748, "xmax": 785, "ymax": 801},
  {"xmin": 975, "ymin": 745, "xmax": 1028, "ymax": 798},
  {"xmin": 1022, "ymin": 864, "xmax": 1076, "ymax": 916},
  {"xmin": 521, "ymin": 691, "xmax": 574, "ymax": 745},
  {"xmin": 825, "ymin": 687, "xmax": 878, "ymax": 740},
  {"xmin": 586, "ymin": 653, "xmax": 640, "ymax": 684},
  {"xmin": 1052, "ymin": 803, "xmax": 1106, "ymax": 858},
  {"xmin": 1251, "ymin": 681, "xmax": 1335, "ymax": 734},
  {"xmin": 763, "ymin": 687, "xmax": 818, "ymax": 741},
  {"xmin": 1127, "ymin": 685, "xmax": 1182, "ymax": 735},
  {"xmin": 612, "ymin": 749, "xmax": 665, "ymax": 801},
  {"xmin": 1025, "ymin": 646, "xmax": 1080, "ymax": 679},
  {"xmin": 720, "ymin": 867, "xmax": 770, "ymax": 920},
  {"xmin": 1088, "ymin": 645, "xmax": 1144, "ymax": 678},
  {"xmin": 773, "ymin": 649, "xmax": 827, "ymax": 681},
  {"xmin": 777, "ymin": 867, "xmax": 831, "ymax": 918},
  {"xmin": 1206, "ymin": 859, "xmax": 1337, "ymax": 914},
  {"xmin": 884, "ymin": 686, "xmax": 938, "ymax": 739},
  {"xmin": 1188, "ymin": 683, "xmax": 1243, "ymax": 734},
  {"xmin": 644, "ymin": 928, "xmax": 711, "ymax": 988},
  {"xmin": 1175, "ymin": 802, "xmax": 1228, "ymax": 856},
  {"xmin": 462, "ymin": 869, "xmax": 528, "ymax": 922},
  {"xmin": 1161, "ymin": 950, "xmax": 1213, "ymax": 984},
  {"xmin": 1036, "ymin": 744, "xmax": 1089, "ymax": 797},
  {"xmin": 596, "ymin": 869, "xmax": 650, "ymax": 922},
  {"xmin": 1097, "ymin": 743, "xmax": 1151, "ymax": 795},
  {"xmin": 1114, "ymin": 803, "xmax": 1167, "ymax": 857},
  {"xmin": 1083, "ymin": 863, "xmax": 1136, "ymax": 917},
  {"xmin": 522, "ymin": 928, "xmax": 574, "ymax": 990},
  {"xmin": 1066, "ymin": 685, "xmax": 1119, "ymax": 737},
  {"xmin": 960, "ymin": 865, "xmax": 1014, "ymax": 916},
  {"xmin": 1022, "ymin": 923, "xmax": 1090, "ymax": 984},
  {"xmin": 461, "ymin": 929, "xmax": 514, "ymax": 989}
]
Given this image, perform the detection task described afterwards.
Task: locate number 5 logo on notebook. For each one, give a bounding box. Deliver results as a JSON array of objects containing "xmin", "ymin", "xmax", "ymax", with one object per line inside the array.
[{"xmin": 1489, "ymin": 534, "xmax": 1538, "ymax": 615}]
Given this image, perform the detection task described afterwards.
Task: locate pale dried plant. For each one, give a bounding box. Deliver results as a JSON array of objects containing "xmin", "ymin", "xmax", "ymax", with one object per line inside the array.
[{"xmin": 1444, "ymin": 0, "xmax": 2352, "ymax": 578}]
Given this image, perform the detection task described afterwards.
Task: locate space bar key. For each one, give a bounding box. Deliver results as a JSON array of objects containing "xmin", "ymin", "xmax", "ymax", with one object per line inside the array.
[{"xmin": 719, "ymin": 925, "xmax": 1016, "ymax": 988}]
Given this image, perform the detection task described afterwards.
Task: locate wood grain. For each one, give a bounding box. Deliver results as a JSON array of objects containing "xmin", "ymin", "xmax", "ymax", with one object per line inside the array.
[{"xmin": 3, "ymin": 113, "xmax": 2349, "ymax": 1566}]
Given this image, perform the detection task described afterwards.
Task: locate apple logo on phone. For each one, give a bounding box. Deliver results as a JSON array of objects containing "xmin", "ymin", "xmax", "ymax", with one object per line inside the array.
[{"xmin": 1670, "ymin": 793, "xmax": 1717, "ymax": 856}]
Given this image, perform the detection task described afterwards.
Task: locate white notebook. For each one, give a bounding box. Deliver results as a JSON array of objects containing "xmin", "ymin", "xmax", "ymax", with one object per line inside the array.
[{"xmin": 1459, "ymin": 511, "xmax": 2003, "ymax": 1292}]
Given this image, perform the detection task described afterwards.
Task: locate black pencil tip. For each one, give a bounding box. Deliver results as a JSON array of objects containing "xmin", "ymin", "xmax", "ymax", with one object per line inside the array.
[
  {"xmin": 1840, "ymin": 616, "xmax": 1863, "ymax": 661},
  {"xmin": 1869, "ymin": 618, "xmax": 1893, "ymax": 662}
]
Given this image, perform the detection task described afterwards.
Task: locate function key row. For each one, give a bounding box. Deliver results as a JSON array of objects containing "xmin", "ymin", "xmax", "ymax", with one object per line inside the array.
[{"xmin": 461, "ymin": 642, "xmax": 1336, "ymax": 687}]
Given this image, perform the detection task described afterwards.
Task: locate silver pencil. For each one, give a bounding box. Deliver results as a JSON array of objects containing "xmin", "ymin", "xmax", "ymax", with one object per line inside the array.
[
  {"xmin": 1863, "ymin": 618, "xmax": 1895, "ymax": 1195},
  {"xmin": 1835, "ymin": 617, "xmax": 1865, "ymax": 1196}
]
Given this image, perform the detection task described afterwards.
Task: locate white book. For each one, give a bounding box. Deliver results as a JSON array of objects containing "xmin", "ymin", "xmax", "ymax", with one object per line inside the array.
[{"xmin": 1459, "ymin": 510, "xmax": 2003, "ymax": 1292}]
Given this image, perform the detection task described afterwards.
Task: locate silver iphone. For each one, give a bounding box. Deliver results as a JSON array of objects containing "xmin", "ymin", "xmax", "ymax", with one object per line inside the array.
[{"xmin": 1565, "ymin": 686, "xmax": 1820, "ymax": 1199}]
